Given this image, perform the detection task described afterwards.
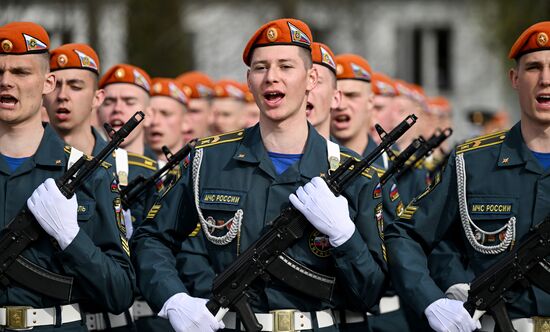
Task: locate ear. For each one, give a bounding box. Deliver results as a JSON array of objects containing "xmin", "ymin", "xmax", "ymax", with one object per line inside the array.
[
  {"xmin": 331, "ymin": 89, "xmax": 342, "ymax": 110},
  {"xmin": 306, "ymin": 66, "xmax": 318, "ymax": 93},
  {"xmin": 509, "ymin": 67, "xmax": 519, "ymax": 89},
  {"xmin": 91, "ymin": 88, "xmax": 105, "ymax": 110},
  {"xmin": 143, "ymin": 105, "xmax": 154, "ymax": 128},
  {"xmin": 42, "ymin": 72, "xmax": 55, "ymax": 95}
]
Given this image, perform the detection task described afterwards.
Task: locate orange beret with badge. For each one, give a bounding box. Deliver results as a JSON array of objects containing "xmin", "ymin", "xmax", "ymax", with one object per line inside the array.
[
  {"xmin": 0, "ymin": 22, "xmax": 49, "ymax": 54},
  {"xmin": 175, "ymin": 71, "xmax": 215, "ymax": 99},
  {"xmin": 407, "ymin": 83, "xmax": 428, "ymax": 110},
  {"xmin": 311, "ymin": 42, "xmax": 337, "ymax": 74},
  {"xmin": 243, "ymin": 18, "xmax": 313, "ymax": 66},
  {"xmin": 99, "ymin": 64, "xmax": 152, "ymax": 94},
  {"xmin": 428, "ymin": 96, "xmax": 451, "ymax": 116},
  {"xmin": 151, "ymin": 78, "xmax": 189, "ymax": 106},
  {"xmin": 372, "ymin": 72, "xmax": 397, "ymax": 96},
  {"xmin": 509, "ymin": 21, "xmax": 550, "ymax": 59},
  {"xmin": 214, "ymin": 79, "xmax": 247, "ymax": 100},
  {"xmin": 50, "ymin": 43, "xmax": 100, "ymax": 74},
  {"xmin": 335, "ymin": 54, "xmax": 373, "ymax": 82}
]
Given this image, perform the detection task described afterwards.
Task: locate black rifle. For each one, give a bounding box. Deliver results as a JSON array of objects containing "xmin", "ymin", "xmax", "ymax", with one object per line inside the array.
[
  {"xmin": 464, "ymin": 214, "xmax": 550, "ymax": 332},
  {"xmin": 120, "ymin": 139, "xmax": 197, "ymax": 210},
  {"xmin": 396, "ymin": 127, "xmax": 453, "ymax": 180},
  {"xmin": 0, "ymin": 112, "xmax": 144, "ymax": 301},
  {"xmin": 206, "ymin": 115, "xmax": 417, "ymax": 332},
  {"xmin": 379, "ymin": 137, "xmax": 424, "ymax": 185}
]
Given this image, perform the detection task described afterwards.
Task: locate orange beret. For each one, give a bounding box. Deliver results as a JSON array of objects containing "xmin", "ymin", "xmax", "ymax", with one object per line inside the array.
[
  {"xmin": 243, "ymin": 18, "xmax": 312, "ymax": 66},
  {"xmin": 407, "ymin": 83, "xmax": 427, "ymax": 107},
  {"xmin": 214, "ymin": 79, "xmax": 247, "ymax": 100},
  {"xmin": 311, "ymin": 42, "xmax": 336, "ymax": 74},
  {"xmin": 151, "ymin": 78, "xmax": 189, "ymax": 105},
  {"xmin": 0, "ymin": 22, "xmax": 49, "ymax": 54},
  {"xmin": 509, "ymin": 21, "xmax": 550, "ymax": 59},
  {"xmin": 50, "ymin": 43, "xmax": 99, "ymax": 74},
  {"xmin": 372, "ymin": 72, "xmax": 397, "ymax": 96},
  {"xmin": 335, "ymin": 54, "xmax": 372, "ymax": 82},
  {"xmin": 175, "ymin": 71, "xmax": 215, "ymax": 99},
  {"xmin": 428, "ymin": 96, "xmax": 451, "ymax": 115},
  {"xmin": 99, "ymin": 64, "xmax": 151, "ymax": 94},
  {"xmin": 394, "ymin": 80, "xmax": 413, "ymax": 98}
]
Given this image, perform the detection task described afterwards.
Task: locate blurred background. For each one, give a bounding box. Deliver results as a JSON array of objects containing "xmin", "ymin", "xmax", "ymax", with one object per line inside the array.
[{"xmin": 2, "ymin": 0, "xmax": 549, "ymax": 142}]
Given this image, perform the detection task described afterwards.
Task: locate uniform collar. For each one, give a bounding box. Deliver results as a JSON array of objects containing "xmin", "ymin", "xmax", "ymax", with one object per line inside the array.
[
  {"xmin": 497, "ymin": 122, "xmax": 542, "ymax": 173},
  {"xmin": 233, "ymin": 122, "xmax": 329, "ymax": 180},
  {"xmin": 362, "ymin": 135, "xmax": 378, "ymax": 157},
  {"xmin": 33, "ymin": 124, "xmax": 67, "ymax": 168},
  {"xmin": 92, "ymin": 127, "xmax": 108, "ymax": 156}
]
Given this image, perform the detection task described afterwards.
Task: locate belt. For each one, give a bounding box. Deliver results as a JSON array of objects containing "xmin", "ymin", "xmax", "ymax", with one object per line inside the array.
[
  {"xmin": 333, "ymin": 310, "xmax": 367, "ymax": 324},
  {"xmin": 223, "ymin": 309, "xmax": 335, "ymax": 331},
  {"xmin": 86, "ymin": 312, "xmax": 133, "ymax": 331},
  {"xmin": 131, "ymin": 300, "xmax": 155, "ymax": 319},
  {"xmin": 0, "ymin": 304, "xmax": 81, "ymax": 330},
  {"xmin": 366, "ymin": 295, "xmax": 401, "ymax": 316},
  {"xmin": 481, "ymin": 315, "xmax": 550, "ymax": 332}
]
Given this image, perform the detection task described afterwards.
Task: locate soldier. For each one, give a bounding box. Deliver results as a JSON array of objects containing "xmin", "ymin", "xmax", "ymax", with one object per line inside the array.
[
  {"xmin": 369, "ymin": 72, "xmax": 401, "ymax": 146},
  {"xmin": 146, "ymin": 78, "xmax": 189, "ymax": 163},
  {"xmin": 0, "ymin": 21, "xmax": 134, "ymax": 331},
  {"xmin": 176, "ymin": 71, "xmax": 215, "ymax": 139},
  {"xmin": 132, "ymin": 18, "xmax": 389, "ymax": 332},
  {"xmin": 241, "ymin": 82, "xmax": 260, "ymax": 128},
  {"xmin": 306, "ymin": 42, "xmax": 340, "ymax": 139},
  {"xmin": 385, "ymin": 21, "xmax": 550, "ymax": 332},
  {"xmin": 211, "ymin": 79, "xmax": 246, "ymax": 135},
  {"xmin": 97, "ymin": 64, "xmax": 158, "ymax": 231},
  {"xmin": 44, "ymin": 43, "xmax": 137, "ymax": 331}
]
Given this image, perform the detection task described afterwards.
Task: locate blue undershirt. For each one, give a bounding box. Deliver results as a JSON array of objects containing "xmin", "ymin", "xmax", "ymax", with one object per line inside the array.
[
  {"xmin": 268, "ymin": 152, "xmax": 303, "ymax": 175},
  {"xmin": 531, "ymin": 150, "xmax": 550, "ymax": 170},
  {"xmin": 2, "ymin": 154, "xmax": 29, "ymax": 172}
]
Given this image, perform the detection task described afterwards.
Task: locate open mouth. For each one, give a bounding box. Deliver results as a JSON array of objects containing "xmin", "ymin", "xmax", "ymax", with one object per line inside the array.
[
  {"xmin": 55, "ymin": 107, "xmax": 71, "ymax": 121},
  {"xmin": 0, "ymin": 94, "xmax": 18, "ymax": 108},
  {"xmin": 334, "ymin": 114, "xmax": 351, "ymax": 124},
  {"xmin": 263, "ymin": 91, "xmax": 285, "ymax": 106},
  {"xmin": 109, "ymin": 119, "xmax": 125, "ymax": 129},
  {"xmin": 536, "ymin": 94, "xmax": 550, "ymax": 105},
  {"xmin": 306, "ymin": 102, "xmax": 313, "ymax": 117}
]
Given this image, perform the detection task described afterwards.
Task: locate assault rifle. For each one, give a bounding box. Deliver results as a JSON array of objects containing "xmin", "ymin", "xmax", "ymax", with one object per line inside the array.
[
  {"xmin": 379, "ymin": 137, "xmax": 424, "ymax": 185},
  {"xmin": 395, "ymin": 127, "xmax": 452, "ymax": 180},
  {"xmin": 464, "ymin": 214, "xmax": 550, "ymax": 332},
  {"xmin": 0, "ymin": 112, "xmax": 144, "ymax": 301},
  {"xmin": 206, "ymin": 115, "xmax": 417, "ymax": 332},
  {"xmin": 120, "ymin": 139, "xmax": 197, "ymax": 209}
]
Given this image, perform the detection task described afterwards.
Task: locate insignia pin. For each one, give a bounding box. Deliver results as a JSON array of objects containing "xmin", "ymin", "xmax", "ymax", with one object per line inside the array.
[
  {"xmin": 118, "ymin": 171, "xmax": 128, "ymax": 186},
  {"xmin": 502, "ymin": 157, "xmax": 509, "ymax": 164}
]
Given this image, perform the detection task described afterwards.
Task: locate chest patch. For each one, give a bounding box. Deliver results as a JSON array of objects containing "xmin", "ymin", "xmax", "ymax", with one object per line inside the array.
[{"xmin": 467, "ymin": 197, "xmax": 517, "ymax": 220}]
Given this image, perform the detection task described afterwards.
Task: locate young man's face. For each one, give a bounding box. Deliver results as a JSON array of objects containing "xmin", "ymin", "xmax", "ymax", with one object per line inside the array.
[
  {"xmin": 211, "ymin": 97, "xmax": 245, "ymax": 134},
  {"xmin": 146, "ymin": 95, "xmax": 185, "ymax": 154},
  {"xmin": 97, "ymin": 83, "xmax": 150, "ymax": 145},
  {"xmin": 243, "ymin": 102, "xmax": 260, "ymax": 128},
  {"xmin": 372, "ymin": 94, "xmax": 400, "ymax": 132},
  {"xmin": 331, "ymin": 79, "xmax": 373, "ymax": 141},
  {"xmin": 43, "ymin": 69, "xmax": 103, "ymax": 133},
  {"xmin": 510, "ymin": 50, "xmax": 550, "ymax": 126},
  {"xmin": 247, "ymin": 45, "xmax": 316, "ymax": 124},
  {"xmin": 306, "ymin": 64, "xmax": 340, "ymax": 128},
  {"xmin": 0, "ymin": 54, "xmax": 54, "ymax": 125},
  {"xmin": 186, "ymin": 98, "xmax": 212, "ymax": 139}
]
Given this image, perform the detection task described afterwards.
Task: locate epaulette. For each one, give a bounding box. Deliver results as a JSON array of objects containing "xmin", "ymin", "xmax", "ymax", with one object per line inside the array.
[
  {"xmin": 127, "ymin": 152, "xmax": 157, "ymax": 171},
  {"xmin": 195, "ymin": 129, "xmax": 245, "ymax": 149},
  {"xmin": 64, "ymin": 145, "xmax": 111, "ymax": 169},
  {"xmin": 456, "ymin": 130, "xmax": 508, "ymax": 155},
  {"xmin": 339, "ymin": 152, "xmax": 375, "ymax": 179}
]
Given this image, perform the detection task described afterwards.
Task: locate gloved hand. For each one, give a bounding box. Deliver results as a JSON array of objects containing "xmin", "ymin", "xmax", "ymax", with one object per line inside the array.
[
  {"xmin": 424, "ymin": 298, "xmax": 481, "ymax": 332},
  {"xmin": 122, "ymin": 208, "xmax": 133, "ymax": 239},
  {"xmin": 289, "ymin": 177, "xmax": 355, "ymax": 247},
  {"xmin": 27, "ymin": 178, "xmax": 80, "ymax": 250},
  {"xmin": 446, "ymin": 283, "xmax": 470, "ymax": 302},
  {"xmin": 159, "ymin": 293, "xmax": 224, "ymax": 332}
]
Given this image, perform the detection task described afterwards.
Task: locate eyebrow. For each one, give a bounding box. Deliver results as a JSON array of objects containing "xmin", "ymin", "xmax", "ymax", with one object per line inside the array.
[{"xmin": 59, "ymin": 78, "xmax": 86, "ymax": 85}]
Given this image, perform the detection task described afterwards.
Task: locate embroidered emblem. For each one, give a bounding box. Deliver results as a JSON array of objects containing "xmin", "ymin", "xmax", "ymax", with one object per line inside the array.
[
  {"xmin": 23, "ymin": 33, "xmax": 47, "ymax": 51},
  {"xmin": 373, "ymin": 182, "xmax": 382, "ymax": 199},
  {"xmin": 308, "ymin": 230, "xmax": 332, "ymax": 258},
  {"xmin": 389, "ymin": 183, "xmax": 400, "ymax": 202},
  {"xmin": 74, "ymin": 49, "xmax": 98, "ymax": 70},
  {"xmin": 288, "ymin": 22, "xmax": 311, "ymax": 46}
]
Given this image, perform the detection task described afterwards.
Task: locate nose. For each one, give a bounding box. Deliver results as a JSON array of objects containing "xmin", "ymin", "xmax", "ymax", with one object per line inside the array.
[
  {"xmin": 57, "ymin": 83, "xmax": 69, "ymax": 101},
  {"xmin": 541, "ymin": 65, "xmax": 550, "ymax": 87},
  {"xmin": 0, "ymin": 72, "xmax": 14, "ymax": 91},
  {"xmin": 265, "ymin": 66, "xmax": 280, "ymax": 85}
]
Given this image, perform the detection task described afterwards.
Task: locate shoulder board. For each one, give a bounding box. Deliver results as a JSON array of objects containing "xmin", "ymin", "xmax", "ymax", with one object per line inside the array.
[
  {"xmin": 456, "ymin": 130, "xmax": 508, "ymax": 155},
  {"xmin": 127, "ymin": 152, "xmax": 157, "ymax": 171},
  {"xmin": 370, "ymin": 165, "xmax": 385, "ymax": 177},
  {"xmin": 64, "ymin": 145, "xmax": 111, "ymax": 169},
  {"xmin": 339, "ymin": 152, "xmax": 375, "ymax": 179},
  {"xmin": 196, "ymin": 129, "xmax": 245, "ymax": 149}
]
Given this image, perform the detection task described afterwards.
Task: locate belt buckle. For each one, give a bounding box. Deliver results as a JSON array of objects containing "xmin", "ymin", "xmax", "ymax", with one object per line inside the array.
[
  {"xmin": 270, "ymin": 309, "xmax": 296, "ymax": 332},
  {"xmin": 534, "ymin": 316, "xmax": 550, "ymax": 332},
  {"xmin": 5, "ymin": 306, "xmax": 31, "ymax": 330}
]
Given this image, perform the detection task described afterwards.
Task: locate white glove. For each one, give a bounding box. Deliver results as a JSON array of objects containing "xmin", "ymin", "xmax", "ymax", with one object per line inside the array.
[
  {"xmin": 289, "ymin": 177, "xmax": 355, "ymax": 247},
  {"xmin": 446, "ymin": 283, "xmax": 470, "ymax": 302},
  {"xmin": 158, "ymin": 293, "xmax": 224, "ymax": 332},
  {"xmin": 424, "ymin": 298, "xmax": 481, "ymax": 332},
  {"xmin": 27, "ymin": 178, "xmax": 80, "ymax": 250},
  {"xmin": 122, "ymin": 208, "xmax": 133, "ymax": 239}
]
